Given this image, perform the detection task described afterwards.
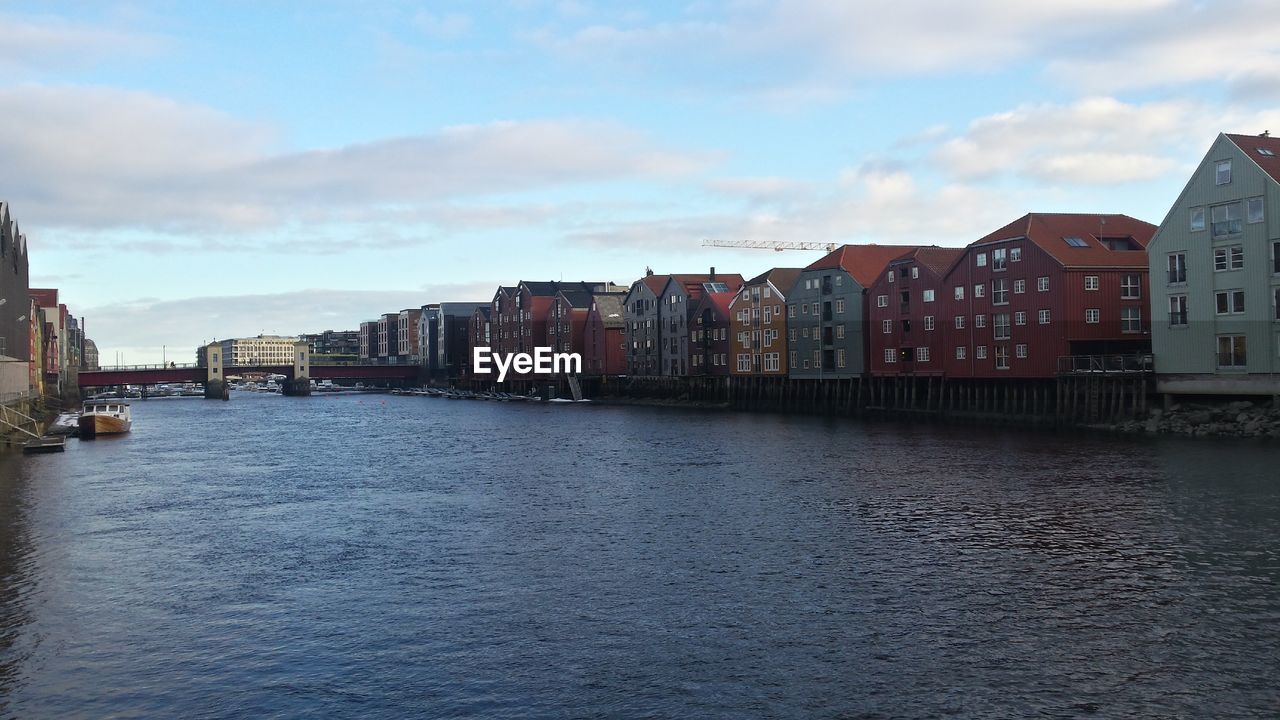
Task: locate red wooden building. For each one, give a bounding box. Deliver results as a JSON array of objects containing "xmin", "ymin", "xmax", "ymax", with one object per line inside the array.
[
  {"xmin": 867, "ymin": 247, "xmax": 966, "ymax": 377},
  {"xmin": 546, "ymin": 289, "xmax": 594, "ymax": 355},
  {"xmin": 584, "ymin": 293, "xmax": 627, "ymax": 375},
  {"xmin": 940, "ymin": 213, "xmax": 1156, "ymax": 378}
]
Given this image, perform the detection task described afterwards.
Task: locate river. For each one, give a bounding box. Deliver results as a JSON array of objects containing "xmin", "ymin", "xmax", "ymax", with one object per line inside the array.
[{"xmin": 1, "ymin": 393, "xmax": 1278, "ymax": 718}]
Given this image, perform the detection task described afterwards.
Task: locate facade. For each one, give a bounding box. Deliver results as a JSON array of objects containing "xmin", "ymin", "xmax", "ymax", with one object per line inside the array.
[
  {"xmin": 867, "ymin": 247, "xmax": 965, "ymax": 377},
  {"xmin": 546, "ymin": 290, "xmax": 594, "ymax": 355},
  {"xmin": 396, "ymin": 308, "xmax": 423, "ymax": 363},
  {"xmin": 489, "ymin": 286, "xmax": 519, "ymax": 358},
  {"xmin": 1, "ymin": 202, "xmax": 32, "ymax": 401},
  {"xmin": 378, "ymin": 313, "xmax": 397, "ymax": 363},
  {"xmin": 787, "ymin": 245, "xmax": 918, "ymax": 379},
  {"xmin": 303, "ymin": 330, "xmax": 359, "ymax": 360},
  {"xmin": 623, "ymin": 272, "xmax": 667, "ymax": 376},
  {"xmin": 584, "ymin": 294, "xmax": 626, "ymax": 376},
  {"xmin": 420, "ymin": 302, "xmax": 487, "ymax": 380},
  {"xmin": 1149, "ymin": 132, "xmax": 1280, "ymax": 395},
  {"xmin": 690, "ymin": 291, "xmax": 734, "ymax": 376},
  {"xmin": 657, "ymin": 270, "xmax": 745, "ymax": 377},
  {"xmin": 217, "ymin": 335, "xmax": 301, "ymax": 366},
  {"xmin": 465, "ymin": 306, "xmax": 491, "ymax": 377},
  {"xmin": 29, "ymin": 289, "xmax": 68, "ymax": 395},
  {"xmin": 940, "ymin": 213, "xmax": 1155, "ymax": 379},
  {"xmin": 359, "ymin": 321, "xmax": 376, "ymax": 362},
  {"xmin": 82, "ymin": 338, "xmax": 100, "ymax": 370},
  {"xmin": 729, "ymin": 268, "xmax": 802, "ymax": 377}
]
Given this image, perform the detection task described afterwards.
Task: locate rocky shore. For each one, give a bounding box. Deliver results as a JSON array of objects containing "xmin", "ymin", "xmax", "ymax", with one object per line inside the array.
[{"xmin": 1106, "ymin": 400, "xmax": 1280, "ymax": 439}]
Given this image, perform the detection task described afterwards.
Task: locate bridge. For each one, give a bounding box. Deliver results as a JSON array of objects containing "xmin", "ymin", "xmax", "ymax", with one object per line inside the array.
[{"xmin": 77, "ymin": 342, "xmax": 420, "ymax": 399}]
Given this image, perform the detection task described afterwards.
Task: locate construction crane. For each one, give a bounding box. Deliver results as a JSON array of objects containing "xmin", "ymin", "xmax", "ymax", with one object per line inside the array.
[{"xmin": 702, "ymin": 238, "xmax": 837, "ymax": 253}]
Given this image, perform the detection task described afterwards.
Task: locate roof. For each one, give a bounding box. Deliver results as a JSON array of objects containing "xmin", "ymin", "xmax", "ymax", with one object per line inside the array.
[
  {"xmin": 805, "ymin": 245, "xmax": 919, "ymax": 287},
  {"xmin": 30, "ymin": 288, "xmax": 58, "ymax": 307},
  {"xmin": 556, "ymin": 290, "xmax": 595, "ymax": 309},
  {"xmin": 664, "ymin": 273, "xmax": 746, "ymax": 302},
  {"xmin": 590, "ymin": 294, "xmax": 626, "ymax": 328},
  {"xmin": 698, "ymin": 291, "xmax": 735, "ymax": 319},
  {"xmin": 972, "ymin": 213, "xmax": 1155, "ymax": 269},
  {"xmin": 474, "ymin": 306, "xmax": 491, "ymax": 320},
  {"xmin": 1225, "ymin": 132, "xmax": 1280, "ymax": 184},
  {"xmin": 744, "ymin": 267, "xmax": 804, "ymax": 297},
  {"xmin": 641, "ymin": 275, "xmax": 668, "ymax": 295},
  {"xmin": 888, "ymin": 247, "xmax": 966, "ymax": 278}
]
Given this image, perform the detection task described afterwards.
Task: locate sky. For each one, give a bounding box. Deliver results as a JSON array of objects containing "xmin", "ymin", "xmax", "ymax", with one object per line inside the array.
[{"xmin": 4, "ymin": 0, "xmax": 1280, "ymax": 365}]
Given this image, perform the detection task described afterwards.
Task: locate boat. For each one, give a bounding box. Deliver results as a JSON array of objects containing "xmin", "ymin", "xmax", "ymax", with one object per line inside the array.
[{"xmin": 78, "ymin": 401, "xmax": 132, "ymax": 438}]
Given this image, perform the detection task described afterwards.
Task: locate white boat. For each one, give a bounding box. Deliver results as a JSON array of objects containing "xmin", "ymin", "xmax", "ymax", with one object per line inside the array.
[{"xmin": 78, "ymin": 401, "xmax": 132, "ymax": 438}]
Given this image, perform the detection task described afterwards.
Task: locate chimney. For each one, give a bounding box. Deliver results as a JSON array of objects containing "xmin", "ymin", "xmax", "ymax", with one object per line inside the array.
[
  {"xmin": 645, "ymin": 266, "xmax": 653, "ymax": 277},
  {"xmin": 1262, "ymin": 130, "xmax": 1271, "ymax": 137},
  {"xmin": 710, "ymin": 266, "xmax": 716, "ymax": 280}
]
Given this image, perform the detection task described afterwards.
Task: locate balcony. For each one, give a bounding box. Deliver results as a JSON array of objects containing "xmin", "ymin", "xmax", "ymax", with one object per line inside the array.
[{"xmin": 1056, "ymin": 354, "xmax": 1154, "ymax": 375}]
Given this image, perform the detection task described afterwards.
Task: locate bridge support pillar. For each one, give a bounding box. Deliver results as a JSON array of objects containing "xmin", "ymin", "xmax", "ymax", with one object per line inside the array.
[
  {"xmin": 283, "ymin": 341, "xmax": 311, "ymax": 396},
  {"xmin": 204, "ymin": 343, "xmax": 229, "ymax": 400}
]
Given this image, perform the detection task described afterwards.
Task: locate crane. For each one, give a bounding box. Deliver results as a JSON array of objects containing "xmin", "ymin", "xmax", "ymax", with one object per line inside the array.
[{"xmin": 702, "ymin": 238, "xmax": 837, "ymax": 252}]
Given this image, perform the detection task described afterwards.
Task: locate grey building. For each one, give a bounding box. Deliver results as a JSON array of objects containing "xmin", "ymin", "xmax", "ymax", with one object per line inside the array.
[
  {"xmin": 1149, "ymin": 132, "xmax": 1280, "ymax": 396},
  {"xmin": 0, "ymin": 202, "xmax": 31, "ymax": 363},
  {"xmin": 656, "ymin": 270, "xmax": 743, "ymax": 376},
  {"xmin": 624, "ymin": 271, "xmax": 666, "ymax": 376},
  {"xmin": 419, "ymin": 302, "xmax": 486, "ymax": 380},
  {"xmin": 786, "ymin": 244, "xmax": 916, "ymax": 379}
]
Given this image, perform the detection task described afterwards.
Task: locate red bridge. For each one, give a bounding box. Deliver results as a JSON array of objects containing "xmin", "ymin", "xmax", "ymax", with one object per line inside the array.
[{"xmin": 78, "ymin": 363, "xmax": 422, "ymax": 388}]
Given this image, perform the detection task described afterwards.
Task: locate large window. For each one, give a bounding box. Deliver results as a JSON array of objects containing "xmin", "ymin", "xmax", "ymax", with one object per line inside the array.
[
  {"xmin": 1211, "ymin": 202, "xmax": 1242, "ymax": 237},
  {"xmin": 1121, "ymin": 307, "xmax": 1142, "ymax": 334},
  {"xmin": 1215, "ymin": 290, "xmax": 1245, "ymax": 315},
  {"xmin": 1121, "ymin": 274, "xmax": 1141, "ymax": 299},
  {"xmin": 1275, "ymin": 288, "xmax": 1280, "ymax": 321},
  {"xmin": 1217, "ymin": 335, "xmax": 1246, "ymax": 368},
  {"xmin": 992, "ymin": 248, "xmax": 1007, "ymax": 271},
  {"xmin": 1168, "ymin": 253, "xmax": 1187, "ymax": 284},
  {"xmin": 1216, "ymin": 159, "xmax": 1232, "ymax": 185},
  {"xmin": 993, "ymin": 313, "xmax": 1010, "ymax": 339},
  {"xmin": 992, "ymin": 279, "xmax": 1009, "ymax": 305},
  {"xmin": 1214, "ymin": 246, "xmax": 1244, "ymax": 271},
  {"xmin": 1169, "ymin": 296, "xmax": 1188, "ymax": 326}
]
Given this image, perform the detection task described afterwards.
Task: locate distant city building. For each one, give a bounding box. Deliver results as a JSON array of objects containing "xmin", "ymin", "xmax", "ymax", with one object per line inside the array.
[
  {"xmin": 82, "ymin": 338, "xmax": 99, "ymax": 370},
  {"xmin": 217, "ymin": 335, "xmax": 301, "ymax": 366},
  {"xmin": 420, "ymin": 302, "xmax": 486, "ymax": 380},
  {"xmin": 303, "ymin": 330, "xmax": 359, "ymax": 361}
]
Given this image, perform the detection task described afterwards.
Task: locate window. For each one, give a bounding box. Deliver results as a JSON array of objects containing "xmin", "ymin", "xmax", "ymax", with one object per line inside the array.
[
  {"xmin": 1211, "ymin": 202, "xmax": 1242, "ymax": 237},
  {"xmin": 974, "ymin": 284, "xmax": 985, "ymax": 298},
  {"xmin": 803, "ymin": 359, "xmax": 810, "ymax": 369},
  {"xmin": 995, "ymin": 345, "xmax": 1009, "ymax": 369},
  {"xmin": 884, "ymin": 349, "xmax": 896, "ymax": 363},
  {"xmin": 882, "ymin": 320, "xmax": 892, "ymax": 334},
  {"xmin": 955, "ymin": 315, "xmax": 965, "ymax": 329},
  {"xmin": 835, "ymin": 324, "xmax": 845, "ymax": 339},
  {"xmin": 802, "ymin": 304, "xmax": 809, "ymax": 315},
  {"xmin": 1169, "ymin": 295, "xmax": 1188, "ymax": 326},
  {"xmin": 1217, "ymin": 335, "xmax": 1246, "ymax": 367},
  {"xmin": 836, "ymin": 349, "xmax": 847, "ymax": 368},
  {"xmin": 763, "ymin": 287, "xmax": 771, "ymax": 299},
  {"xmin": 1116, "ymin": 275, "xmax": 1140, "ymax": 301},
  {"xmin": 888, "ymin": 271, "xmax": 895, "ymax": 283},
  {"xmin": 790, "ymin": 351, "xmax": 798, "ymax": 368},
  {"xmin": 1014, "ymin": 311, "xmax": 1026, "ymax": 326},
  {"xmin": 835, "ymin": 299, "xmax": 845, "ymax": 314},
  {"xmin": 1037, "ymin": 276, "xmax": 1049, "ymax": 292},
  {"xmin": 812, "ymin": 350, "xmax": 821, "ymax": 368},
  {"xmin": 1013, "ymin": 279, "xmax": 1025, "ymax": 294},
  {"xmin": 1247, "ymin": 197, "xmax": 1264, "ymax": 224},
  {"xmin": 955, "ymin": 346, "xmax": 966, "ymax": 360},
  {"xmin": 922, "ymin": 289, "xmax": 935, "ymax": 303},
  {"xmin": 1039, "ymin": 309, "xmax": 1051, "ymax": 325},
  {"xmin": 1084, "ymin": 275, "xmax": 1099, "ymax": 290},
  {"xmin": 1216, "ymin": 159, "xmax": 1232, "ymax": 185},
  {"xmin": 1275, "ymin": 241, "xmax": 1280, "ymax": 274},
  {"xmin": 789, "ymin": 305, "xmax": 796, "ymax": 318},
  {"xmin": 1216, "ymin": 290, "xmax": 1245, "ymax": 314},
  {"xmin": 916, "ymin": 347, "xmax": 930, "ymax": 362},
  {"xmin": 788, "ymin": 328, "xmax": 796, "ymax": 342},
  {"xmin": 975, "ymin": 314, "xmax": 986, "ymax": 328},
  {"xmin": 1010, "ymin": 247, "xmax": 1022, "ymax": 262},
  {"xmin": 1085, "ymin": 309, "xmax": 1100, "ymax": 324},
  {"xmin": 1214, "ymin": 246, "xmax": 1244, "ymax": 271},
  {"xmin": 1190, "ymin": 206, "xmax": 1206, "ymax": 232},
  {"xmin": 976, "ymin": 345, "xmax": 988, "ymax": 360},
  {"xmin": 1275, "ymin": 288, "xmax": 1280, "ymax": 321},
  {"xmin": 811, "ymin": 302, "xmax": 819, "ymax": 315},
  {"xmin": 976, "ymin": 252, "xmax": 987, "ymax": 267},
  {"xmin": 1015, "ymin": 344, "xmax": 1027, "ymax": 359},
  {"xmin": 993, "ymin": 313, "xmax": 1010, "ymax": 340},
  {"xmin": 1261, "ymin": 148, "xmax": 1277, "ymax": 157},
  {"xmin": 1113, "ymin": 305, "xmax": 1142, "ymax": 334},
  {"xmin": 1167, "ymin": 253, "xmax": 1187, "ymax": 284},
  {"xmin": 737, "ymin": 354, "xmax": 752, "ymax": 372},
  {"xmin": 992, "ymin": 248, "xmax": 1007, "ymax": 271},
  {"xmin": 992, "ymin": 279, "xmax": 1008, "ymax": 304},
  {"xmin": 901, "ymin": 319, "xmax": 911, "ymax": 333},
  {"xmin": 802, "ymin": 327, "xmax": 809, "ymax": 339},
  {"xmin": 954, "ymin": 286, "xmax": 965, "ymax": 301},
  {"xmin": 1064, "ymin": 236, "xmax": 1088, "ymax": 247},
  {"xmin": 912, "ymin": 267, "xmax": 920, "ymax": 279},
  {"xmin": 924, "ymin": 316, "xmax": 935, "ymax": 331},
  {"xmin": 876, "ymin": 295, "xmax": 887, "ymax": 307}
]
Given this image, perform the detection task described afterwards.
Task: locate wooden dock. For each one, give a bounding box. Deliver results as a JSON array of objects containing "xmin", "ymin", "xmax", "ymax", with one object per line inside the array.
[{"xmin": 23, "ymin": 436, "xmax": 66, "ymax": 454}]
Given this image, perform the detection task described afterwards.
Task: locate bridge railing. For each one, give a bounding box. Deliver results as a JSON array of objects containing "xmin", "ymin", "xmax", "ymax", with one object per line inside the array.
[
  {"xmin": 1056, "ymin": 354, "xmax": 1153, "ymax": 375},
  {"xmin": 89, "ymin": 363, "xmax": 201, "ymax": 372}
]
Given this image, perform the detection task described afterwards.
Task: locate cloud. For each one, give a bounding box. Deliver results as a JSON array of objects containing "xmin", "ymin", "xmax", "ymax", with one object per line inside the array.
[
  {"xmin": 0, "ymin": 13, "xmax": 163, "ymax": 72},
  {"xmin": 411, "ymin": 11, "xmax": 471, "ymax": 38},
  {"xmin": 0, "ymin": 85, "xmax": 713, "ymax": 233},
  {"xmin": 84, "ymin": 285, "xmax": 498, "ymax": 364}
]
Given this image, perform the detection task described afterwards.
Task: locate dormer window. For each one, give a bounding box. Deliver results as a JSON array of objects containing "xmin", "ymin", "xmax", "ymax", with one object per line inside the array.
[
  {"xmin": 1216, "ymin": 159, "xmax": 1232, "ymax": 185},
  {"xmin": 1063, "ymin": 236, "xmax": 1088, "ymax": 247},
  {"xmin": 1260, "ymin": 148, "xmax": 1276, "ymax": 157}
]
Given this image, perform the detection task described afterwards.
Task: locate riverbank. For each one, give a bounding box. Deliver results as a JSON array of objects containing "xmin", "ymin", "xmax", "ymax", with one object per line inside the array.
[{"xmin": 1101, "ymin": 400, "xmax": 1280, "ymax": 439}]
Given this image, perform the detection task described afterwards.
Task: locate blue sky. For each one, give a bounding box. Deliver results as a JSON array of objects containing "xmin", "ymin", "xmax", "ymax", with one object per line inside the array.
[{"xmin": 4, "ymin": 1, "xmax": 1280, "ymax": 364}]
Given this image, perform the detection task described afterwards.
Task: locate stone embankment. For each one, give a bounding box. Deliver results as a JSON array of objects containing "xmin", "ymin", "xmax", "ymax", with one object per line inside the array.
[{"xmin": 1107, "ymin": 400, "xmax": 1280, "ymax": 439}]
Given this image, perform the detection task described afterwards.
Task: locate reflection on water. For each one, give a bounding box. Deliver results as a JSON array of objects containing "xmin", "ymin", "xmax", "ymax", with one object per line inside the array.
[{"xmin": 1, "ymin": 395, "xmax": 1278, "ymax": 718}]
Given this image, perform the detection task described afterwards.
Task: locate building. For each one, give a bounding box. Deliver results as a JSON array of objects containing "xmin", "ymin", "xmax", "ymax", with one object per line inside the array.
[
  {"xmin": 304, "ymin": 330, "xmax": 359, "ymax": 362},
  {"xmin": 217, "ymin": 335, "xmax": 301, "ymax": 366},
  {"xmin": 867, "ymin": 247, "xmax": 965, "ymax": 377},
  {"xmin": 82, "ymin": 338, "xmax": 100, "ymax": 370},
  {"xmin": 940, "ymin": 213, "xmax": 1155, "ymax": 379},
  {"xmin": 0, "ymin": 202, "xmax": 32, "ymax": 400},
  {"xmin": 378, "ymin": 313, "xmax": 397, "ymax": 363},
  {"xmin": 729, "ymin": 268, "xmax": 802, "ymax": 377},
  {"xmin": 656, "ymin": 270, "xmax": 745, "ymax": 377},
  {"xmin": 623, "ymin": 271, "xmax": 668, "ymax": 376},
  {"xmin": 396, "ymin": 308, "xmax": 423, "ymax": 363},
  {"xmin": 584, "ymin": 294, "xmax": 626, "ymax": 376},
  {"xmin": 420, "ymin": 302, "xmax": 486, "ymax": 380},
  {"xmin": 359, "ymin": 321, "xmax": 376, "ymax": 363},
  {"xmin": 787, "ymin": 245, "xmax": 919, "ymax": 379},
  {"xmin": 489, "ymin": 286, "xmax": 519, "ymax": 358},
  {"xmin": 547, "ymin": 289, "xmax": 595, "ymax": 356},
  {"xmin": 1149, "ymin": 132, "xmax": 1280, "ymax": 395},
  {"xmin": 29, "ymin": 288, "xmax": 69, "ymax": 396},
  {"xmin": 465, "ymin": 306, "xmax": 491, "ymax": 377},
  {"xmin": 690, "ymin": 291, "xmax": 734, "ymax": 376}
]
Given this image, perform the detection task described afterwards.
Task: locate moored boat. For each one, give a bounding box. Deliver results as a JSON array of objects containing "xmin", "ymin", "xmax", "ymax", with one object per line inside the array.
[{"xmin": 78, "ymin": 401, "xmax": 132, "ymax": 439}]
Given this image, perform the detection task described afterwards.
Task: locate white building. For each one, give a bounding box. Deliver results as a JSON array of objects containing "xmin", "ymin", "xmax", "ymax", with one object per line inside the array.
[{"xmin": 218, "ymin": 335, "xmax": 300, "ymax": 366}]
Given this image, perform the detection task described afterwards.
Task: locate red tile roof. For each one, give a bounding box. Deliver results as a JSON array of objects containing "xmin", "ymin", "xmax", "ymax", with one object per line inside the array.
[
  {"xmin": 641, "ymin": 275, "xmax": 667, "ymax": 295},
  {"xmin": 667, "ymin": 273, "xmax": 746, "ymax": 302},
  {"xmin": 700, "ymin": 291, "xmax": 735, "ymax": 319},
  {"xmin": 805, "ymin": 245, "xmax": 919, "ymax": 287},
  {"xmin": 30, "ymin": 288, "xmax": 58, "ymax": 308},
  {"xmin": 971, "ymin": 213, "xmax": 1155, "ymax": 269},
  {"xmin": 907, "ymin": 247, "xmax": 966, "ymax": 278},
  {"xmin": 1226, "ymin": 132, "xmax": 1280, "ymax": 184}
]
